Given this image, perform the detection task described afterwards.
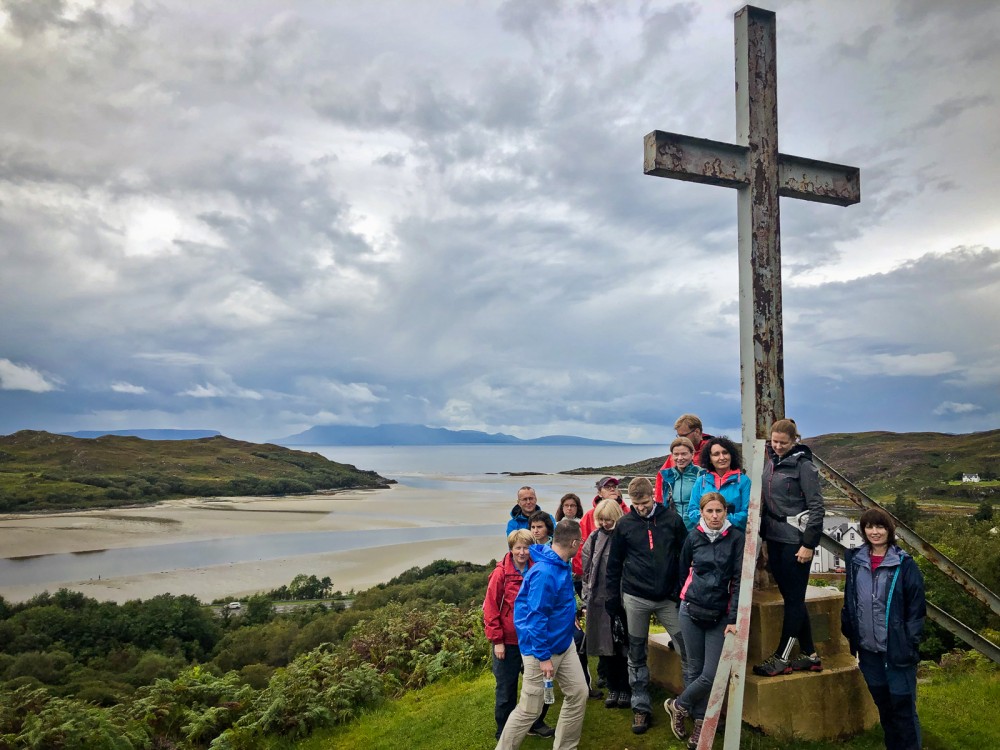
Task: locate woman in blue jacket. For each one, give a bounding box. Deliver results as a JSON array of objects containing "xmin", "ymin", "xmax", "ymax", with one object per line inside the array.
[
  {"xmin": 841, "ymin": 508, "xmax": 926, "ymax": 750},
  {"xmin": 686, "ymin": 437, "xmax": 751, "ymax": 531}
]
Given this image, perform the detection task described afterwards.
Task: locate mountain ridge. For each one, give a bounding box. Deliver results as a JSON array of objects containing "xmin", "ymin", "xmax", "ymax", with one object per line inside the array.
[{"xmin": 275, "ymin": 422, "xmax": 644, "ymax": 446}]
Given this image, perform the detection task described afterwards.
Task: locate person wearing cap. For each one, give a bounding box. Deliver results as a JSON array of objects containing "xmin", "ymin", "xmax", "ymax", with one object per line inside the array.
[
  {"xmin": 507, "ymin": 486, "xmax": 556, "ymax": 536},
  {"xmin": 654, "ymin": 414, "xmax": 714, "ymax": 504}
]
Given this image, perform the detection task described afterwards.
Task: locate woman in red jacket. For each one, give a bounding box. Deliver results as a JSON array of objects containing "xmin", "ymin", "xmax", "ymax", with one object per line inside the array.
[{"xmin": 483, "ymin": 529, "xmax": 553, "ymax": 740}]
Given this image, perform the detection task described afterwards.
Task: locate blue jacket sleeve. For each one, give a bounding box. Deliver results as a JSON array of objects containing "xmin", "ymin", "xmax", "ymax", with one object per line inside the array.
[
  {"xmin": 687, "ymin": 476, "xmax": 705, "ymax": 529},
  {"xmin": 506, "ymin": 518, "xmax": 516, "ymax": 535},
  {"xmin": 515, "ymin": 572, "xmax": 555, "ymax": 661},
  {"xmin": 727, "ymin": 475, "xmax": 751, "ymax": 531}
]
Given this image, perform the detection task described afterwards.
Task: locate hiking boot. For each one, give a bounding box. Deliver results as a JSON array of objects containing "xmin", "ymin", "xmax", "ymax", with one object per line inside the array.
[
  {"xmin": 789, "ymin": 653, "xmax": 823, "ymax": 672},
  {"xmin": 631, "ymin": 711, "xmax": 651, "ymax": 735},
  {"xmin": 664, "ymin": 698, "xmax": 689, "ymax": 740},
  {"xmin": 617, "ymin": 690, "xmax": 631, "ymax": 709},
  {"xmin": 752, "ymin": 654, "xmax": 792, "ymax": 677},
  {"xmin": 687, "ymin": 718, "xmax": 704, "ymax": 748},
  {"xmin": 527, "ymin": 722, "xmax": 555, "ymax": 738},
  {"xmin": 604, "ymin": 690, "xmax": 619, "ymax": 708},
  {"xmin": 589, "ymin": 687, "xmax": 605, "ymax": 700}
]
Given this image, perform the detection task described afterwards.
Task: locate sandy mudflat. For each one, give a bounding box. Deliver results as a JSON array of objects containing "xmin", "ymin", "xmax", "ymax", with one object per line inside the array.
[{"xmin": 0, "ymin": 475, "xmax": 585, "ymax": 603}]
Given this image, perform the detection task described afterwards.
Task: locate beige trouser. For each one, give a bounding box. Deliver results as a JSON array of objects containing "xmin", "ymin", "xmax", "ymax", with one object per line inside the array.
[{"xmin": 495, "ymin": 645, "xmax": 589, "ymax": 750}]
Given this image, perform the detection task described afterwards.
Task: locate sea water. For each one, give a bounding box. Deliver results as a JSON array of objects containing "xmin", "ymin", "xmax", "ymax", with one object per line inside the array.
[{"xmin": 0, "ymin": 445, "xmax": 662, "ymax": 589}]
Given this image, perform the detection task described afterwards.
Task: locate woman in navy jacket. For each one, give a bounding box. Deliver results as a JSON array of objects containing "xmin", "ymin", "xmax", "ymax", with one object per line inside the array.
[
  {"xmin": 665, "ymin": 492, "xmax": 743, "ymax": 749},
  {"xmin": 841, "ymin": 507, "xmax": 926, "ymax": 750}
]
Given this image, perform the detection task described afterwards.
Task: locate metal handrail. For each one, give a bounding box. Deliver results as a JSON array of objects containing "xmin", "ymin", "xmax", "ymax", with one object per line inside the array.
[{"xmin": 814, "ymin": 455, "xmax": 1000, "ymax": 619}]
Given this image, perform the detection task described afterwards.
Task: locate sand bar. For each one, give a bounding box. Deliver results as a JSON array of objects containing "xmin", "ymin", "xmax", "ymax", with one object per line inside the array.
[{"xmin": 0, "ymin": 474, "xmax": 590, "ymax": 603}]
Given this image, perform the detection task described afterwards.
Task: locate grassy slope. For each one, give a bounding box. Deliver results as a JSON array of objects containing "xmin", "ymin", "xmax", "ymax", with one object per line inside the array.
[
  {"xmin": 282, "ymin": 663, "xmax": 999, "ymax": 750},
  {"xmin": 562, "ymin": 429, "xmax": 1000, "ymax": 500},
  {"xmin": 0, "ymin": 430, "xmax": 390, "ymax": 512}
]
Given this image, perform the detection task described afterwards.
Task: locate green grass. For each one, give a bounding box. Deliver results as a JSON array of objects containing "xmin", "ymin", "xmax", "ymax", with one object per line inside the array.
[{"xmin": 281, "ymin": 662, "xmax": 1000, "ymax": 750}]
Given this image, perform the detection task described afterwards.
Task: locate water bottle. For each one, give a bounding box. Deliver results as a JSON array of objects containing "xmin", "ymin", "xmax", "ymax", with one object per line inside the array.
[{"xmin": 543, "ymin": 678, "xmax": 555, "ymax": 705}]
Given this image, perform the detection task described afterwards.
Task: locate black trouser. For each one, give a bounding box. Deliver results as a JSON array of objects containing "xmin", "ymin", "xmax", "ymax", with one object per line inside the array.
[
  {"xmin": 597, "ymin": 654, "xmax": 630, "ymax": 694},
  {"xmin": 767, "ymin": 539, "xmax": 815, "ymax": 655},
  {"xmin": 492, "ymin": 644, "xmax": 550, "ymax": 738}
]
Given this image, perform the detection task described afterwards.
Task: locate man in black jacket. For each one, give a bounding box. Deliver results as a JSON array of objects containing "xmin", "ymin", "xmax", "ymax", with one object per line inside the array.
[{"xmin": 604, "ymin": 477, "xmax": 688, "ymax": 735}]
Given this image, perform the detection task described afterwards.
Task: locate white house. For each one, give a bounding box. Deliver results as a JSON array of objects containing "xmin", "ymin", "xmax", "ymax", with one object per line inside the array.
[
  {"xmin": 963, "ymin": 473, "xmax": 981, "ymax": 483},
  {"xmin": 810, "ymin": 515, "xmax": 864, "ymax": 574}
]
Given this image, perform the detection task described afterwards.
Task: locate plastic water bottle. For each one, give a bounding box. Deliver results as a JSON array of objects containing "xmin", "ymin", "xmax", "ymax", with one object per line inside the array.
[{"xmin": 543, "ymin": 678, "xmax": 555, "ymax": 705}]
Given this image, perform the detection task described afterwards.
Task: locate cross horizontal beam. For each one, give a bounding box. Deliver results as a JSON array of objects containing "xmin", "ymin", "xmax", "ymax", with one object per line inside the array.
[{"xmin": 644, "ymin": 130, "xmax": 861, "ymax": 206}]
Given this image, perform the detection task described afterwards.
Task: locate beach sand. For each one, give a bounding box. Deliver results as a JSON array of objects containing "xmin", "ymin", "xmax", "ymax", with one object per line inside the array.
[{"xmin": 0, "ymin": 475, "xmax": 582, "ymax": 603}]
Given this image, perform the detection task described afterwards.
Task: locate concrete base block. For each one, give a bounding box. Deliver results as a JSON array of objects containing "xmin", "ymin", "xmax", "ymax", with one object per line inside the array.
[{"xmin": 647, "ymin": 586, "xmax": 879, "ymax": 740}]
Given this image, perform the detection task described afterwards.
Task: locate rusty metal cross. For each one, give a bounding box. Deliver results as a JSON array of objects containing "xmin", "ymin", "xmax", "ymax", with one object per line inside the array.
[{"xmin": 644, "ymin": 5, "xmax": 860, "ymax": 451}]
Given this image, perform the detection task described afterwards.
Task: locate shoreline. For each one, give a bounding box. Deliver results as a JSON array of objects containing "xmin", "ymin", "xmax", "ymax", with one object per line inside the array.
[{"xmin": 0, "ymin": 475, "xmax": 588, "ymax": 604}]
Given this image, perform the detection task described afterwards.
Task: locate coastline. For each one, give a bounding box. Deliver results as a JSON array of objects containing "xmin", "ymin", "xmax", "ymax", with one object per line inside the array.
[{"xmin": 0, "ymin": 475, "xmax": 581, "ymax": 604}]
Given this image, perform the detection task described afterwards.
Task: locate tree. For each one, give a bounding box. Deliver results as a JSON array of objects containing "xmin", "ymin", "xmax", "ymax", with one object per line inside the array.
[
  {"xmin": 973, "ymin": 498, "xmax": 994, "ymax": 522},
  {"xmin": 890, "ymin": 493, "xmax": 920, "ymax": 527}
]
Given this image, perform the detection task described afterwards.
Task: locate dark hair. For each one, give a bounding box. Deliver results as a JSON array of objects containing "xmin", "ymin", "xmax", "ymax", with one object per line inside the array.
[
  {"xmin": 529, "ymin": 510, "xmax": 554, "ymax": 537},
  {"xmin": 699, "ymin": 436, "xmax": 743, "ymax": 473},
  {"xmin": 859, "ymin": 507, "xmax": 897, "ymax": 548},
  {"xmin": 556, "ymin": 493, "xmax": 583, "ymax": 521},
  {"xmin": 553, "ymin": 518, "xmax": 583, "ymax": 547}
]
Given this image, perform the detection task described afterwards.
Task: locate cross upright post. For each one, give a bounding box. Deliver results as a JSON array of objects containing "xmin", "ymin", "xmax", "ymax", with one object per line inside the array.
[
  {"xmin": 644, "ymin": 4, "xmax": 860, "ymax": 453},
  {"xmin": 643, "ymin": 7, "xmax": 860, "ymax": 749}
]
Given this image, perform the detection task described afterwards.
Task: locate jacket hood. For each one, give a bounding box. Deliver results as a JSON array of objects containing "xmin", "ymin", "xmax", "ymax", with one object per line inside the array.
[
  {"xmin": 529, "ymin": 543, "xmax": 569, "ymax": 567},
  {"xmin": 510, "ymin": 503, "xmax": 538, "ymax": 520},
  {"xmin": 853, "ymin": 543, "xmax": 905, "ymax": 570},
  {"xmin": 767, "ymin": 443, "xmax": 814, "ymax": 464}
]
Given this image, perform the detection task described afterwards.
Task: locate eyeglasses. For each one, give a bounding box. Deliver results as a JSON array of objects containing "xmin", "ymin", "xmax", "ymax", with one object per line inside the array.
[{"xmin": 676, "ymin": 430, "xmax": 695, "ymax": 439}]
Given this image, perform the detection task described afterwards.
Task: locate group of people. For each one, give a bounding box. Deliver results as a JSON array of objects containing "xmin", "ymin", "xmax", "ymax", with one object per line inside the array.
[{"xmin": 484, "ymin": 414, "xmax": 926, "ymax": 750}]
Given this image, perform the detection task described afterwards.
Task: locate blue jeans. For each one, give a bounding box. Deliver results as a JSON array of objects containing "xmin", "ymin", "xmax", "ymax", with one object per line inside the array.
[
  {"xmin": 623, "ymin": 592, "xmax": 687, "ymax": 715},
  {"xmin": 677, "ymin": 602, "xmax": 728, "ymax": 720},
  {"xmin": 858, "ymin": 649, "xmax": 921, "ymax": 750}
]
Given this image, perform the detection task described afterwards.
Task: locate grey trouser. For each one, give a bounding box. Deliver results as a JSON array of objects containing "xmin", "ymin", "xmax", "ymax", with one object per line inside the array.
[{"xmin": 623, "ymin": 592, "xmax": 687, "ymax": 715}]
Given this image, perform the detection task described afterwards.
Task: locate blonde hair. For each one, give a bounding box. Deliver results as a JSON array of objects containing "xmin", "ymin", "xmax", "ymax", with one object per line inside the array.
[
  {"xmin": 507, "ymin": 529, "xmax": 534, "ymax": 549},
  {"xmin": 670, "ymin": 436, "xmax": 696, "ymax": 453},
  {"xmin": 594, "ymin": 498, "xmax": 625, "ymax": 524}
]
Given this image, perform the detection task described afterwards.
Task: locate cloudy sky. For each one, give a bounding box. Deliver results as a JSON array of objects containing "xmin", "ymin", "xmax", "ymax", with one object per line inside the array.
[{"xmin": 1, "ymin": 0, "xmax": 998, "ymax": 444}]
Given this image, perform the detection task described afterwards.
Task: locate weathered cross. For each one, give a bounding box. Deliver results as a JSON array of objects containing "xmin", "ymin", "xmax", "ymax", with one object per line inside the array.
[
  {"xmin": 645, "ymin": 7, "xmax": 861, "ymax": 749},
  {"xmin": 644, "ymin": 4, "xmax": 860, "ymax": 452}
]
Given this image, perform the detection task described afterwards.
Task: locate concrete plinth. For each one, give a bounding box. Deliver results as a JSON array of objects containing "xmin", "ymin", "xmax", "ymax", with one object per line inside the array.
[{"xmin": 648, "ymin": 585, "xmax": 878, "ymax": 741}]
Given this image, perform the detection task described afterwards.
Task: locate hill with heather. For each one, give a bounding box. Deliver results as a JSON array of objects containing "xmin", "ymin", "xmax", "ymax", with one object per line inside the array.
[
  {"xmin": 0, "ymin": 430, "xmax": 390, "ymax": 513},
  {"xmin": 564, "ymin": 429, "xmax": 1000, "ymax": 500}
]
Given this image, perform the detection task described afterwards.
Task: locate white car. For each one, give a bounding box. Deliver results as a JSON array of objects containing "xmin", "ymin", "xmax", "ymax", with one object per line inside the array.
[{"xmin": 227, "ymin": 601, "xmax": 242, "ymax": 610}]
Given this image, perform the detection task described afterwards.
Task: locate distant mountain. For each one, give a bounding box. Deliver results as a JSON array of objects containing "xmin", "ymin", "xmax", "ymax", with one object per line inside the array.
[
  {"xmin": 62, "ymin": 429, "xmax": 222, "ymax": 440},
  {"xmin": 276, "ymin": 423, "xmax": 640, "ymax": 447}
]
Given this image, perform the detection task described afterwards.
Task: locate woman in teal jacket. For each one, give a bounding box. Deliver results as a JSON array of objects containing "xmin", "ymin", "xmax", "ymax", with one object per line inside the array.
[
  {"xmin": 686, "ymin": 437, "xmax": 751, "ymax": 531},
  {"xmin": 659, "ymin": 436, "xmax": 704, "ymax": 530}
]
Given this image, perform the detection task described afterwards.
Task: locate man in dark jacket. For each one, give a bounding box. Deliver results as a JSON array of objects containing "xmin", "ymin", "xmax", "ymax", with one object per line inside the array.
[
  {"xmin": 497, "ymin": 520, "xmax": 589, "ymax": 750},
  {"xmin": 604, "ymin": 477, "xmax": 688, "ymax": 735}
]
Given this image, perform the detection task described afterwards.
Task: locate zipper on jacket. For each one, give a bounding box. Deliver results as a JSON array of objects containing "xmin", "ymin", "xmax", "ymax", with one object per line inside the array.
[{"xmin": 884, "ymin": 565, "xmax": 901, "ymax": 668}]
